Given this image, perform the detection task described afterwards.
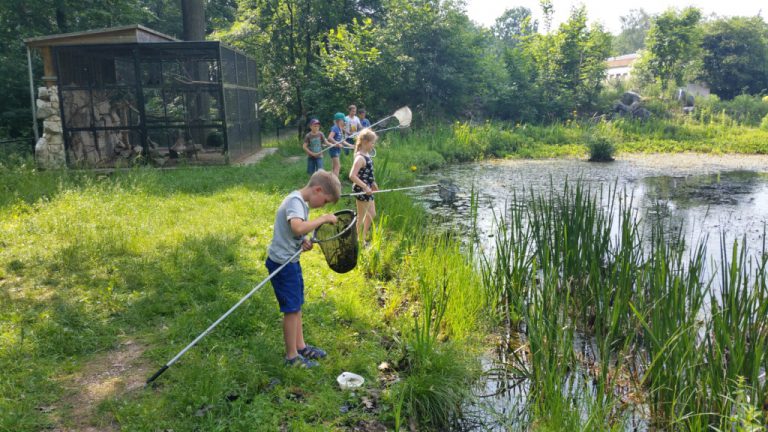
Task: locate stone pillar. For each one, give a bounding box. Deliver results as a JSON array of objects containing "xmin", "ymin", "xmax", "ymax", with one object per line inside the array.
[{"xmin": 34, "ymin": 85, "xmax": 66, "ymax": 169}]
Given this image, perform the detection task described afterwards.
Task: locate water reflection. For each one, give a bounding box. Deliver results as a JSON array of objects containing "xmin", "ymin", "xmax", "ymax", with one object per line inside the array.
[{"xmin": 417, "ymin": 156, "xmax": 768, "ymax": 259}]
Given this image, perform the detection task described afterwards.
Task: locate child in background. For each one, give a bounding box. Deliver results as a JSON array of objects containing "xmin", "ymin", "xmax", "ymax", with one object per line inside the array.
[
  {"xmin": 344, "ymin": 105, "xmax": 362, "ymax": 155},
  {"xmin": 358, "ymin": 108, "xmax": 371, "ymax": 129},
  {"xmin": 266, "ymin": 170, "xmax": 341, "ymax": 367},
  {"xmin": 302, "ymin": 118, "xmax": 326, "ymax": 174},
  {"xmin": 348, "ymin": 129, "xmax": 378, "ymax": 244},
  {"xmin": 327, "ymin": 112, "xmax": 346, "ymax": 177}
]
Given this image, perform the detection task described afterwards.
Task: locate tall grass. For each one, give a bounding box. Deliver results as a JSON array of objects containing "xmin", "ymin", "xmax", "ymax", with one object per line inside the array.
[{"xmin": 479, "ymin": 181, "xmax": 768, "ymax": 430}]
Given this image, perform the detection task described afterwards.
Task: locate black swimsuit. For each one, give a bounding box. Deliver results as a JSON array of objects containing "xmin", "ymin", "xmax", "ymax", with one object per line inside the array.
[{"xmin": 352, "ymin": 153, "xmax": 375, "ymax": 202}]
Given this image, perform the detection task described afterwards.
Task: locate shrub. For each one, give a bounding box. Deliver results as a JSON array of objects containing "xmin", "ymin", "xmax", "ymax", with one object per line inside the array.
[{"xmin": 586, "ymin": 134, "xmax": 615, "ymax": 162}]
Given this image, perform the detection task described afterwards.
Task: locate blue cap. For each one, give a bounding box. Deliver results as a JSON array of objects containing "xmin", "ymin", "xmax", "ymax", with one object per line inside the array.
[{"xmin": 334, "ymin": 112, "xmax": 345, "ymax": 121}]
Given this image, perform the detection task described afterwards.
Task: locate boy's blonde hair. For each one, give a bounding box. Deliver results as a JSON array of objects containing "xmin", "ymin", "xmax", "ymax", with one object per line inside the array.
[
  {"xmin": 307, "ymin": 169, "xmax": 341, "ymax": 202},
  {"xmin": 354, "ymin": 128, "xmax": 377, "ymax": 152}
]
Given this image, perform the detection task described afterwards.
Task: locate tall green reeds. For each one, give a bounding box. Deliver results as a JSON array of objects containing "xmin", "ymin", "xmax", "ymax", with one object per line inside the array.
[{"xmin": 479, "ymin": 181, "xmax": 768, "ymax": 430}]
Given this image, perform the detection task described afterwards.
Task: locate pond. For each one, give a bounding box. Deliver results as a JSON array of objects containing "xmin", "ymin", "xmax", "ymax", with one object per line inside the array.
[
  {"xmin": 420, "ymin": 153, "xmax": 768, "ymax": 262},
  {"xmin": 412, "ymin": 153, "xmax": 768, "ymax": 431}
]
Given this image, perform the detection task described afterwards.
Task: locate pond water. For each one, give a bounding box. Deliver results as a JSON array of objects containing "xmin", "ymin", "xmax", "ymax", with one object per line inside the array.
[
  {"xmin": 412, "ymin": 153, "xmax": 768, "ymax": 430},
  {"xmin": 418, "ymin": 153, "xmax": 768, "ymax": 263}
]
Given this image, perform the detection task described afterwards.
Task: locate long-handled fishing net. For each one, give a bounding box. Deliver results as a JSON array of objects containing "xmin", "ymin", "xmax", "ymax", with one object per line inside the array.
[
  {"xmin": 342, "ymin": 180, "xmax": 460, "ymax": 204},
  {"xmin": 146, "ymin": 211, "xmax": 358, "ymax": 384},
  {"xmin": 350, "ymin": 106, "xmax": 412, "ymax": 139}
]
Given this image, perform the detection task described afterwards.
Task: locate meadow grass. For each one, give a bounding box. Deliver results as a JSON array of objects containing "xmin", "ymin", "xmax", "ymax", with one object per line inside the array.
[
  {"xmin": 2, "ymin": 115, "xmax": 767, "ymax": 430},
  {"xmin": 0, "ymin": 135, "xmax": 486, "ymax": 431}
]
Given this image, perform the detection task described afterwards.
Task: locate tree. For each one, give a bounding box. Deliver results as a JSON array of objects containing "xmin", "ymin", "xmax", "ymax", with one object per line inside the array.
[
  {"xmin": 372, "ymin": 0, "xmax": 492, "ymax": 117},
  {"xmin": 636, "ymin": 7, "xmax": 702, "ymax": 94},
  {"xmin": 181, "ymin": 0, "xmax": 205, "ymax": 41},
  {"xmin": 613, "ymin": 8, "xmax": 651, "ymax": 55},
  {"xmin": 525, "ymin": 6, "xmax": 611, "ymax": 119},
  {"xmin": 699, "ymin": 16, "xmax": 768, "ymax": 99},
  {"xmin": 492, "ymin": 7, "xmax": 537, "ymax": 47},
  {"xmin": 220, "ymin": 0, "xmax": 376, "ymax": 131},
  {"xmin": 307, "ymin": 18, "xmax": 382, "ymax": 118}
]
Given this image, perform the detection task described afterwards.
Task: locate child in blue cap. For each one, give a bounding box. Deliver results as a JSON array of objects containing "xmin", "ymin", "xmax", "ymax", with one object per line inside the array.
[{"xmin": 327, "ymin": 112, "xmax": 347, "ymax": 177}]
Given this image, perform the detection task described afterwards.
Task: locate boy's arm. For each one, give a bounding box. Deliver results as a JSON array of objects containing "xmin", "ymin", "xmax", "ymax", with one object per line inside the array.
[
  {"xmin": 289, "ymin": 214, "xmax": 337, "ymax": 237},
  {"xmin": 302, "ymin": 136, "xmax": 312, "ymax": 156},
  {"xmin": 302, "ymin": 135, "xmax": 320, "ymax": 157}
]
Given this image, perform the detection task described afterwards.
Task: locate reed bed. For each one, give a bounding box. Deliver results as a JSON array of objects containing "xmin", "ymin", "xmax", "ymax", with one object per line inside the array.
[{"xmin": 479, "ymin": 181, "xmax": 768, "ymax": 430}]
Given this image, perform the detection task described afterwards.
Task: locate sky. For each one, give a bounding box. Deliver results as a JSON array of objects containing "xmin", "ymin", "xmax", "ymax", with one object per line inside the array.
[{"xmin": 464, "ymin": 0, "xmax": 764, "ymax": 34}]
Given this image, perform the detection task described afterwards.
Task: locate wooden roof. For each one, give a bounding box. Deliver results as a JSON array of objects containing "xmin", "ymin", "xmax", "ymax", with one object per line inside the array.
[{"xmin": 24, "ymin": 24, "xmax": 177, "ymax": 48}]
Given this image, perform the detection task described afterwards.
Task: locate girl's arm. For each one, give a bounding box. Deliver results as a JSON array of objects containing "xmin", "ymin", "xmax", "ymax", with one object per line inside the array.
[
  {"xmin": 328, "ymin": 130, "xmax": 342, "ymax": 147},
  {"xmin": 348, "ymin": 156, "xmax": 372, "ymax": 194}
]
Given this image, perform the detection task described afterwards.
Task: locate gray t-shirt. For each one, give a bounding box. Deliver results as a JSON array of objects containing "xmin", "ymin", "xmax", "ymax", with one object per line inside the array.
[{"xmin": 267, "ymin": 191, "xmax": 309, "ymax": 263}]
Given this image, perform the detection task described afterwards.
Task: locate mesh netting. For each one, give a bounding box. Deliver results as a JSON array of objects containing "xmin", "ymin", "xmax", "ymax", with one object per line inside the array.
[
  {"xmin": 314, "ymin": 210, "xmax": 358, "ymax": 273},
  {"xmin": 438, "ymin": 179, "xmax": 460, "ymax": 203}
]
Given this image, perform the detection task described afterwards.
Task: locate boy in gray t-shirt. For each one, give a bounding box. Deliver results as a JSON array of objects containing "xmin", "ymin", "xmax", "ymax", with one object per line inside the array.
[
  {"xmin": 265, "ymin": 170, "xmax": 341, "ymax": 367},
  {"xmin": 302, "ymin": 118, "xmax": 327, "ymax": 174}
]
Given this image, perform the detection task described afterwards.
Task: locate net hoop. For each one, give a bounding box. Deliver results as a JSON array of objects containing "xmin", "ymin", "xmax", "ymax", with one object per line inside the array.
[
  {"xmin": 393, "ymin": 106, "xmax": 412, "ymax": 127},
  {"xmin": 313, "ymin": 209, "xmax": 357, "ymax": 244},
  {"xmin": 313, "ymin": 210, "xmax": 359, "ymax": 274}
]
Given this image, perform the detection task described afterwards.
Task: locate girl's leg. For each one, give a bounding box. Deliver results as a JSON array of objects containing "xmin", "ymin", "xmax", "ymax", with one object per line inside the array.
[
  {"xmin": 363, "ymin": 200, "xmax": 376, "ymax": 241},
  {"xmin": 356, "ymin": 200, "xmax": 376, "ymax": 242},
  {"xmin": 331, "ymin": 156, "xmax": 340, "ymax": 177}
]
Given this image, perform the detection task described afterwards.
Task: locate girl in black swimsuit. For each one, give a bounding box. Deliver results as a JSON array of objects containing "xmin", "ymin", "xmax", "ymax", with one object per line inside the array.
[{"xmin": 348, "ymin": 129, "xmax": 378, "ymax": 243}]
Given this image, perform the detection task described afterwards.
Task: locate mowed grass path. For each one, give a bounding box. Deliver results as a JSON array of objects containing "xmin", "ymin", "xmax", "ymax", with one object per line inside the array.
[{"xmin": 0, "ymin": 152, "xmax": 403, "ymax": 431}]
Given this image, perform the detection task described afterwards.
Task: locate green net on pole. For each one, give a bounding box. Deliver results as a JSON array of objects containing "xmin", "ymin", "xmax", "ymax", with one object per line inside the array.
[{"xmin": 313, "ymin": 210, "xmax": 358, "ymax": 274}]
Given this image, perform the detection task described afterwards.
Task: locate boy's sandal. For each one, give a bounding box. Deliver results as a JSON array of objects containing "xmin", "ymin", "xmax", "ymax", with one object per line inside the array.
[
  {"xmin": 285, "ymin": 354, "xmax": 318, "ymax": 368},
  {"xmin": 298, "ymin": 345, "xmax": 327, "ymax": 359}
]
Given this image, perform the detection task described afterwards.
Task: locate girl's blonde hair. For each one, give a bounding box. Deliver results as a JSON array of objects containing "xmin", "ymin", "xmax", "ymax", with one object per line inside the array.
[{"xmin": 354, "ymin": 128, "xmax": 377, "ymax": 152}]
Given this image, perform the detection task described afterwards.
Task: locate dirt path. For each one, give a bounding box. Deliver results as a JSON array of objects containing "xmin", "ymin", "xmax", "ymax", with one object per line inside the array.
[{"xmin": 51, "ymin": 339, "xmax": 150, "ymax": 432}]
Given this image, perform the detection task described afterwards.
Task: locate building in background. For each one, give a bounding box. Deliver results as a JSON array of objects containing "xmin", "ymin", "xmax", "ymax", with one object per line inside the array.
[{"xmin": 25, "ymin": 25, "xmax": 260, "ymax": 169}]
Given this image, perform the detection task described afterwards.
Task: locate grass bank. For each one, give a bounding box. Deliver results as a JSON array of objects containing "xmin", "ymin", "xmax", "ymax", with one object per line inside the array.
[
  {"xmin": 0, "ymin": 140, "xmax": 484, "ymax": 431},
  {"xmin": 2, "ymin": 116, "xmax": 766, "ymax": 430}
]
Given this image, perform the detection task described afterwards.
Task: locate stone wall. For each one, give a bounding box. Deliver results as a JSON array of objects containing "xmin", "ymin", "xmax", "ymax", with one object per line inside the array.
[{"xmin": 34, "ymin": 86, "xmax": 66, "ymax": 169}]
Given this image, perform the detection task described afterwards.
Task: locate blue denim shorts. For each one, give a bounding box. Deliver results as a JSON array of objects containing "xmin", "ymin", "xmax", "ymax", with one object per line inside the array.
[
  {"xmin": 307, "ymin": 157, "xmax": 323, "ymax": 174},
  {"xmin": 265, "ymin": 258, "xmax": 304, "ymax": 313},
  {"xmin": 328, "ymin": 147, "xmax": 341, "ymax": 158}
]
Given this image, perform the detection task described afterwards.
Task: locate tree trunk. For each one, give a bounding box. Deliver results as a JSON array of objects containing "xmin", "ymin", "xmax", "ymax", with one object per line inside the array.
[
  {"xmin": 181, "ymin": 0, "xmax": 206, "ymax": 41},
  {"xmin": 181, "ymin": 0, "xmax": 207, "ymax": 151},
  {"xmin": 54, "ymin": 0, "xmax": 67, "ymax": 33}
]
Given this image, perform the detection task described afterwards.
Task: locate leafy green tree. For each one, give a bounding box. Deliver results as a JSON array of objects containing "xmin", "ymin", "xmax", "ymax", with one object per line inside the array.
[
  {"xmin": 636, "ymin": 7, "xmax": 702, "ymax": 94},
  {"xmin": 699, "ymin": 16, "xmax": 768, "ymax": 99},
  {"xmin": 526, "ymin": 6, "xmax": 611, "ymax": 119},
  {"xmin": 361, "ymin": 0, "xmax": 492, "ymax": 118},
  {"xmin": 612, "ymin": 8, "xmax": 651, "ymax": 55},
  {"xmin": 221, "ymin": 0, "xmax": 376, "ymax": 130},
  {"xmin": 307, "ymin": 18, "xmax": 382, "ymax": 119},
  {"xmin": 492, "ymin": 7, "xmax": 537, "ymax": 47}
]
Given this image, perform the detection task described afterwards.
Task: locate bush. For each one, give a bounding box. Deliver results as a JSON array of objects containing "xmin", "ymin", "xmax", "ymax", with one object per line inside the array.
[
  {"xmin": 586, "ymin": 134, "xmax": 615, "ymax": 162},
  {"xmin": 761, "ymin": 113, "xmax": 768, "ymax": 131}
]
